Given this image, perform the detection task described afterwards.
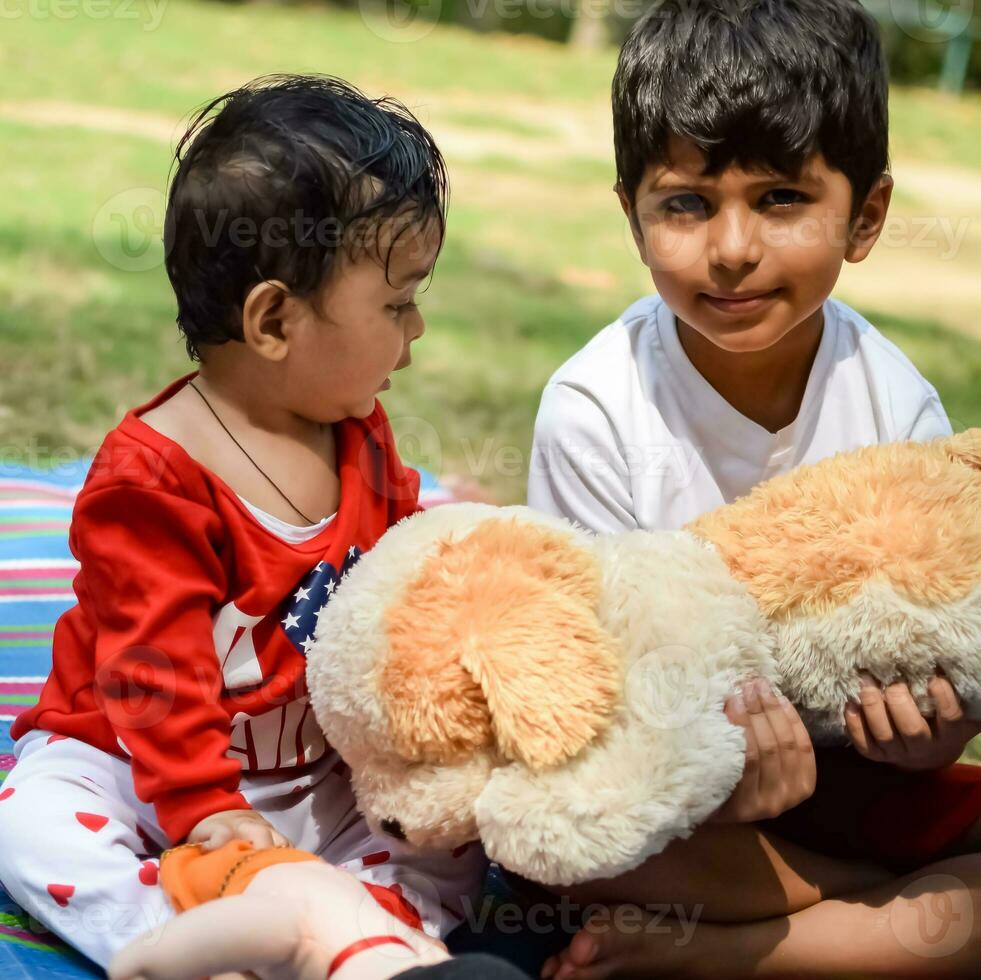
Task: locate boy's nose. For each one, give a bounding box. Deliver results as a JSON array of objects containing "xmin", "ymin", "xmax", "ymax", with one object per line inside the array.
[{"xmin": 707, "ymin": 207, "xmax": 764, "ymax": 271}]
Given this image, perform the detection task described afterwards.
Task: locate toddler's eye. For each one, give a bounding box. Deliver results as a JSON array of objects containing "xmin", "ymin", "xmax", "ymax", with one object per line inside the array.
[
  {"xmin": 762, "ymin": 189, "xmax": 808, "ymax": 208},
  {"xmin": 387, "ymin": 301, "xmax": 419, "ymax": 317},
  {"xmin": 663, "ymin": 193, "xmax": 708, "ymax": 217}
]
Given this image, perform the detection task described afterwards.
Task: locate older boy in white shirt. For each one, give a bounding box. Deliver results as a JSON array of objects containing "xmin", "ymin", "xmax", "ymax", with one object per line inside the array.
[{"xmin": 529, "ymin": 2, "xmax": 981, "ymax": 977}]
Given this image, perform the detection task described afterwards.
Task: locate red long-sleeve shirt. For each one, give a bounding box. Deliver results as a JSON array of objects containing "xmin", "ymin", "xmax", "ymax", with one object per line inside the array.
[{"xmin": 13, "ymin": 373, "xmax": 420, "ymax": 842}]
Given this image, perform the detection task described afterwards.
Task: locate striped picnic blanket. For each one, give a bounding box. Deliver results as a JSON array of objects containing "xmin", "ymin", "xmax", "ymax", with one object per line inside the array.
[
  {"xmin": 0, "ymin": 460, "xmax": 101, "ymax": 977},
  {"xmin": 0, "ymin": 460, "xmax": 461, "ymax": 978}
]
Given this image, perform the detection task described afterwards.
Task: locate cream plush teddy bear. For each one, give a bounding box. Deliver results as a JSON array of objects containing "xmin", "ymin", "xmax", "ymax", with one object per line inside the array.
[
  {"xmin": 110, "ymin": 431, "xmax": 980, "ymax": 980},
  {"xmin": 308, "ymin": 429, "xmax": 981, "ymax": 887}
]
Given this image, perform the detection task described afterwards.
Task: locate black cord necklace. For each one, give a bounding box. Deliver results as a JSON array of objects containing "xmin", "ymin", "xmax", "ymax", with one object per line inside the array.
[{"xmin": 187, "ymin": 380, "xmax": 318, "ymax": 526}]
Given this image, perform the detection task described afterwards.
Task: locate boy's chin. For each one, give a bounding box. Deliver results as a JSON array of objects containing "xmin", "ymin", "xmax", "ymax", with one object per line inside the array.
[{"xmin": 688, "ymin": 316, "xmax": 803, "ymax": 355}]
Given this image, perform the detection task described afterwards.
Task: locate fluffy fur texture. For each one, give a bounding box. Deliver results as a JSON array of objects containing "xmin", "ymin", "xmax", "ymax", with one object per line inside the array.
[
  {"xmin": 310, "ymin": 507, "xmax": 771, "ymax": 884},
  {"xmin": 308, "ymin": 432, "xmax": 980, "ymax": 885},
  {"xmin": 689, "ymin": 430, "xmax": 981, "ymax": 736},
  {"xmin": 688, "ymin": 430, "xmax": 981, "ymax": 617}
]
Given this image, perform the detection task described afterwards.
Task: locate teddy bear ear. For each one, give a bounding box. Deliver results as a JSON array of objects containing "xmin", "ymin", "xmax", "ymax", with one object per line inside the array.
[
  {"xmin": 943, "ymin": 429, "xmax": 981, "ymax": 471},
  {"xmin": 380, "ymin": 518, "xmax": 621, "ymax": 772}
]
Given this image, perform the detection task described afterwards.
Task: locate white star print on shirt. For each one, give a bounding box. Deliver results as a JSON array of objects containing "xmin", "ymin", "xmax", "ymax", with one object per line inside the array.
[
  {"xmin": 281, "ymin": 612, "xmax": 301, "ymax": 630},
  {"xmin": 293, "ymin": 586, "xmax": 312, "ymax": 603}
]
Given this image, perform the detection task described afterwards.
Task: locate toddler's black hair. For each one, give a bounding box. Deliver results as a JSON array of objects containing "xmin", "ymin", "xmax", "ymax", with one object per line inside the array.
[
  {"xmin": 613, "ymin": 0, "xmax": 889, "ymax": 218},
  {"xmin": 164, "ymin": 74, "xmax": 448, "ymax": 360}
]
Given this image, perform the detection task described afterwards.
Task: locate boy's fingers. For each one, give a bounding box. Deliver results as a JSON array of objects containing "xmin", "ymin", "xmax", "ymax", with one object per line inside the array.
[
  {"xmin": 930, "ymin": 676, "xmax": 965, "ymax": 725},
  {"xmin": 724, "ymin": 689, "xmax": 750, "ymax": 729},
  {"xmin": 738, "ymin": 719, "xmax": 761, "ymax": 800},
  {"xmin": 746, "ymin": 687, "xmax": 782, "ymax": 796},
  {"xmin": 883, "ymin": 682, "xmax": 931, "ymax": 744},
  {"xmin": 783, "ymin": 700, "xmax": 817, "ymax": 798},
  {"xmin": 858, "ymin": 676, "xmax": 896, "ymax": 748},
  {"xmin": 845, "ymin": 702, "xmax": 883, "ymax": 761},
  {"xmin": 786, "ymin": 699, "xmax": 815, "ymax": 756},
  {"xmin": 758, "ymin": 682, "xmax": 798, "ymax": 758}
]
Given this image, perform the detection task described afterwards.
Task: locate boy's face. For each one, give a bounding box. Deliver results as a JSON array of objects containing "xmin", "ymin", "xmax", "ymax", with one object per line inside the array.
[
  {"xmin": 287, "ymin": 218, "xmax": 441, "ymax": 421},
  {"xmin": 620, "ymin": 137, "xmax": 892, "ymax": 353}
]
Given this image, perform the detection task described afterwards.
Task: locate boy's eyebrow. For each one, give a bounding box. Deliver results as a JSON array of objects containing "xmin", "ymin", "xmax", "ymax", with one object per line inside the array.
[{"xmin": 643, "ymin": 172, "xmax": 827, "ymax": 193}]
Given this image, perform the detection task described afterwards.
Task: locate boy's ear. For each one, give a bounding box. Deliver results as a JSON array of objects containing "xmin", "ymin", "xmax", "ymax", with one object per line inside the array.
[
  {"xmin": 845, "ymin": 174, "xmax": 894, "ymax": 264},
  {"xmin": 241, "ymin": 280, "xmax": 293, "ymax": 362},
  {"xmin": 617, "ymin": 182, "xmax": 649, "ymax": 265}
]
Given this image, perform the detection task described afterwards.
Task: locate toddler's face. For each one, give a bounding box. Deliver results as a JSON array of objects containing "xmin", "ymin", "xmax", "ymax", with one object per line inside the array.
[
  {"xmin": 287, "ymin": 219, "xmax": 441, "ymax": 421},
  {"xmin": 622, "ymin": 136, "xmax": 891, "ymax": 353}
]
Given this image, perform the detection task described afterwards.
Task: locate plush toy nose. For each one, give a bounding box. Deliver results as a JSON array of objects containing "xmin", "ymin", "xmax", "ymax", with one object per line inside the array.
[{"xmin": 380, "ymin": 818, "xmax": 407, "ymax": 840}]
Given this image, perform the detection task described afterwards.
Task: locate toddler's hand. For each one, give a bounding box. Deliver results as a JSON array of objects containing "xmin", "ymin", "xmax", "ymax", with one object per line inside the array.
[
  {"xmin": 845, "ymin": 673, "xmax": 981, "ymax": 771},
  {"xmin": 186, "ymin": 809, "xmax": 291, "ymax": 851},
  {"xmin": 711, "ymin": 679, "xmax": 816, "ymax": 824}
]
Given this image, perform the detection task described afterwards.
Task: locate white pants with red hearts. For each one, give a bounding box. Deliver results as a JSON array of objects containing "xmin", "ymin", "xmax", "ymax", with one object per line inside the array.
[{"xmin": 0, "ymin": 729, "xmax": 487, "ymax": 969}]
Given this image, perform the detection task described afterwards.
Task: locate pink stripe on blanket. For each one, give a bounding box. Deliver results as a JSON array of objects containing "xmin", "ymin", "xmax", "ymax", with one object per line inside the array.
[
  {"xmin": 0, "ymin": 567, "xmax": 74, "ymax": 580},
  {"xmin": 0, "ymin": 587, "xmax": 75, "ymax": 597},
  {"xmin": 0, "ymin": 522, "xmax": 70, "ymax": 534},
  {"xmin": 0, "ymin": 480, "xmax": 77, "ymax": 498}
]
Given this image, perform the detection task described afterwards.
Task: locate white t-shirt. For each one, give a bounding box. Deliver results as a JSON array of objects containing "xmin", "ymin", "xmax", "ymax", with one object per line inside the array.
[
  {"xmin": 527, "ymin": 295, "xmax": 952, "ymax": 532},
  {"xmin": 237, "ymin": 494, "xmax": 336, "ymax": 544}
]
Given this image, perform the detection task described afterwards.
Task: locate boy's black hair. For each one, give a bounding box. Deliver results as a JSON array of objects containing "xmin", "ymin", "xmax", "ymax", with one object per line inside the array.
[
  {"xmin": 164, "ymin": 74, "xmax": 448, "ymax": 360},
  {"xmin": 613, "ymin": 0, "xmax": 889, "ymax": 218}
]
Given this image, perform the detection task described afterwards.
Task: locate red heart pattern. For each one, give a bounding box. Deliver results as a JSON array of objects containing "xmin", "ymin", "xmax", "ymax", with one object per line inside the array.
[
  {"xmin": 75, "ymin": 812, "xmax": 109, "ymax": 833},
  {"xmin": 138, "ymin": 861, "xmax": 159, "ymax": 886},
  {"xmin": 47, "ymin": 883, "xmax": 74, "ymax": 907}
]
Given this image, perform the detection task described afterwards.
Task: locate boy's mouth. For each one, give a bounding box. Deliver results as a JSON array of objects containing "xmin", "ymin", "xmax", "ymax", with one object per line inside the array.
[{"xmin": 700, "ymin": 289, "xmax": 781, "ymax": 315}]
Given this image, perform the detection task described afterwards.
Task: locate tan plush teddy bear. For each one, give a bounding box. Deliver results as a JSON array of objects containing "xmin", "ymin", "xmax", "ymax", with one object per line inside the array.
[
  {"xmin": 109, "ymin": 431, "xmax": 980, "ymax": 980},
  {"xmin": 308, "ymin": 429, "xmax": 981, "ymax": 887}
]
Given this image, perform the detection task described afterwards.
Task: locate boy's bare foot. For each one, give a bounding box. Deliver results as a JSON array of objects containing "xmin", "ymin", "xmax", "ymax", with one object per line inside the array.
[{"xmin": 541, "ymin": 905, "xmax": 712, "ymax": 980}]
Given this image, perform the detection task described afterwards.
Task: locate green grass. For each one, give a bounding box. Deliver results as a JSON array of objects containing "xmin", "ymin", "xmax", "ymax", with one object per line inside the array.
[{"xmin": 1, "ymin": 1, "xmax": 980, "ymax": 502}]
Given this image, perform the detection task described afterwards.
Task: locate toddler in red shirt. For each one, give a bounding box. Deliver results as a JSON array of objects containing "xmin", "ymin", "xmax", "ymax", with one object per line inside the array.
[{"xmin": 0, "ymin": 74, "xmax": 486, "ymax": 969}]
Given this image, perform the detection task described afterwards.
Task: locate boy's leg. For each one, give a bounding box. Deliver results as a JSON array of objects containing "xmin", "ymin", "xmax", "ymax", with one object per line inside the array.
[
  {"xmin": 544, "ymin": 821, "xmax": 891, "ymax": 923},
  {"xmin": 0, "ymin": 729, "xmax": 172, "ymax": 968},
  {"xmin": 547, "ymin": 852, "xmax": 981, "ymax": 979}
]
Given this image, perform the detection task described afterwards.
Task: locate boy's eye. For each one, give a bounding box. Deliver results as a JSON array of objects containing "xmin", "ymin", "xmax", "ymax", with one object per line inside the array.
[
  {"xmin": 762, "ymin": 189, "xmax": 808, "ymax": 208},
  {"xmin": 663, "ymin": 193, "xmax": 708, "ymax": 217}
]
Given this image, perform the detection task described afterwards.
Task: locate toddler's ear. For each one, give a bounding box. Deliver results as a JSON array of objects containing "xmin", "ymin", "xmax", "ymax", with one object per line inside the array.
[
  {"xmin": 380, "ymin": 519, "xmax": 621, "ymax": 771},
  {"xmin": 943, "ymin": 428, "xmax": 981, "ymax": 471}
]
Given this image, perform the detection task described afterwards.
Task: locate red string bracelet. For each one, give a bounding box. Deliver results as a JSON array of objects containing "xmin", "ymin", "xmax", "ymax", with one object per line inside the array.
[{"xmin": 327, "ymin": 934, "xmax": 413, "ymax": 977}]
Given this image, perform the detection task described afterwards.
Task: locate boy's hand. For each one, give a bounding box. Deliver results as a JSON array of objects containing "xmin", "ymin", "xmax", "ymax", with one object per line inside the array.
[
  {"xmin": 711, "ymin": 679, "xmax": 816, "ymax": 823},
  {"xmin": 844, "ymin": 673, "xmax": 981, "ymax": 771},
  {"xmin": 186, "ymin": 809, "xmax": 291, "ymax": 851}
]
